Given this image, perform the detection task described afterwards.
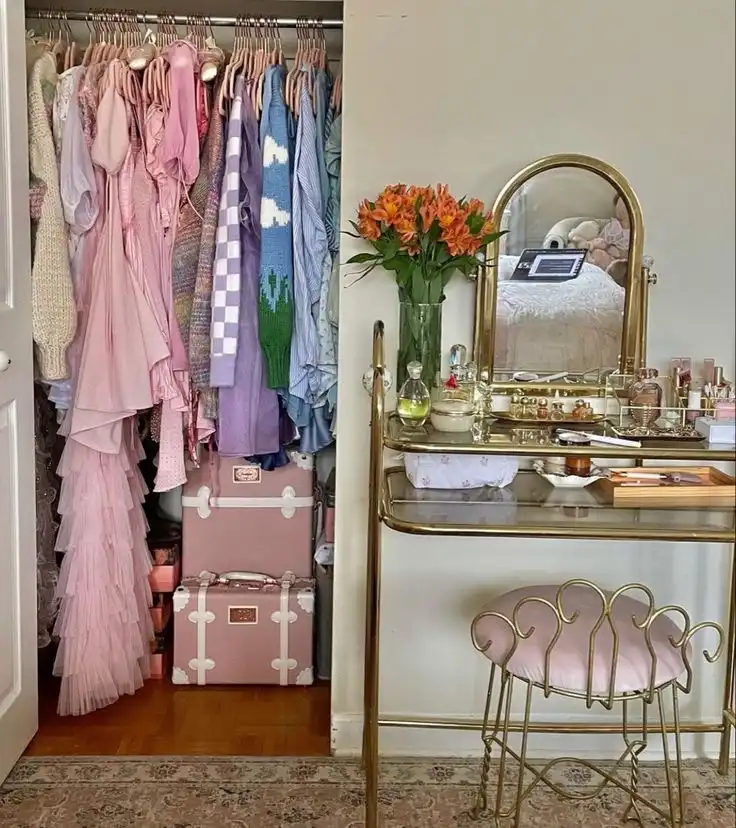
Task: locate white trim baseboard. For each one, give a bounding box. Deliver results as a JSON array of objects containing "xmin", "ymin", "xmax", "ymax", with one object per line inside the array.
[{"xmin": 331, "ymin": 713, "xmax": 736, "ymax": 761}]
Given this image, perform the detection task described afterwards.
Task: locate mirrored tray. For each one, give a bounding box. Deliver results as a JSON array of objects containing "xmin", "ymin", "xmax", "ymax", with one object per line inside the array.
[
  {"xmin": 610, "ymin": 425, "xmax": 705, "ymax": 444},
  {"xmin": 493, "ymin": 413, "xmax": 606, "ymax": 427}
]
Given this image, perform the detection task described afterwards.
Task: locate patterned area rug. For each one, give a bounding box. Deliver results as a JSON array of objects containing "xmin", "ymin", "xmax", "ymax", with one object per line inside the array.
[{"xmin": 1, "ymin": 756, "xmax": 734, "ymax": 827}]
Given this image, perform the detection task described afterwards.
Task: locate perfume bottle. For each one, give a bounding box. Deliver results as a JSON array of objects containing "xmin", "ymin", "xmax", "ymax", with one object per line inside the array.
[
  {"xmin": 550, "ymin": 402, "xmax": 565, "ymax": 421},
  {"xmin": 571, "ymin": 399, "xmax": 586, "ymax": 419},
  {"xmin": 397, "ymin": 361, "xmax": 431, "ymax": 426},
  {"xmin": 509, "ymin": 391, "xmax": 522, "ymax": 418}
]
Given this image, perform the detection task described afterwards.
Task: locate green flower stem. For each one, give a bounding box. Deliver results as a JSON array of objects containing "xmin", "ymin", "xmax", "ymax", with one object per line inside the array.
[{"xmin": 397, "ymin": 301, "xmax": 443, "ymax": 389}]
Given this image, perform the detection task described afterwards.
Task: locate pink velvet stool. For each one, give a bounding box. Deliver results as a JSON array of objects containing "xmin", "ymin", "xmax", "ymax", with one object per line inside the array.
[{"xmin": 468, "ymin": 580, "xmax": 724, "ymax": 828}]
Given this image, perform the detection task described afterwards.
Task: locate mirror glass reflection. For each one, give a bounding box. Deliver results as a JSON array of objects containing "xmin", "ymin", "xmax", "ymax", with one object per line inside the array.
[{"xmin": 493, "ymin": 167, "xmax": 631, "ymax": 374}]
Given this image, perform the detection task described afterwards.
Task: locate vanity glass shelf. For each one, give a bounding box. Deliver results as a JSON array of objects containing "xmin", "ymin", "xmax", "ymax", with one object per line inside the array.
[
  {"xmin": 383, "ymin": 468, "xmax": 736, "ymax": 541},
  {"xmin": 385, "ymin": 413, "xmax": 736, "ymax": 461}
]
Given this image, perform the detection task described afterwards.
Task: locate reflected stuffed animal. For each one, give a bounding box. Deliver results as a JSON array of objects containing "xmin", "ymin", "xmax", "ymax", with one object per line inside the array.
[
  {"xmin": 582, "ymin": 195, "xmax": 630, "ymax": 272},
  {"xmin": 567, "ymin": 219, "xmax": 604, "ymax": 250}
]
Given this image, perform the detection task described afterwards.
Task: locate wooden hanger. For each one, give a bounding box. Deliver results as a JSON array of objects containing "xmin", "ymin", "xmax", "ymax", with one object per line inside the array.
[
  {"xmin": 48, "ymin": 12, "xmax": 68, "ymax": 72},
  {"xmin": 81, "ymin": 15, "xmax": 97, "ymax": 66},
  {"xmin": 329, "ymin": 49, "xmax": 342, "ymax": 116},
  {"xmin": 218, "ymin": 17, "xmax": 242, "ymax": 115},
  {"xmin": 198, "ymin": 16, "xmax": 224, "ymax": 82},
  {"xmin": 128, "ymin": 18, "xmax": 155, "ymax": 71},
  {"xmin": 252, "ymin": 17, "xmax": 280, "ymax": 115},
  {"xmin": 285, "ymin": 18, "xmax": 304, "ymax": 115}
]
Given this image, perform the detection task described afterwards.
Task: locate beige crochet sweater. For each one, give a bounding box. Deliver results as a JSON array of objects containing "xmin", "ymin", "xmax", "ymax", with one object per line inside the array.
[{"xmin": 27, "ymin": 52, "xmax": 76, "ymax": 380}]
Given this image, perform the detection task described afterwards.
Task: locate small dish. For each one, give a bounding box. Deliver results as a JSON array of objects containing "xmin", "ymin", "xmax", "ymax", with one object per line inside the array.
[
  {"xmin": 430, "ymin": 399, "xmax": 475, "ymax": 433},
  {"xmin": 532, "ymin": 460, "xmax": 605, "ymax": 488}
]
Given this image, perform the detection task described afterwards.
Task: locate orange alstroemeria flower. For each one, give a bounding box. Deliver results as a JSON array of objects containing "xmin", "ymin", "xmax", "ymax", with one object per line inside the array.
[
  {"xmin": 353, "ymin": 183, "xmax": 489, "ymax": 269},
  {"xmin": 372, "ymin": 192, "xmax": 404, "ymax": 226},
  {"xmin": 442, "ymin": 219, "xmax": 478, "ymax": 257},
  {"xmin": 394, "ymin": 213, "xmax": 417, "ymax": 245},
  {"xmin": 358, "ymin": 216, "xmax": 381, "ymax": 241},
  {"xmin": 466, "ymin": 198, "xmax": 485, "ymax": 217},
  {"xmin": 419, "ymin": 200, "xmax": 437, "ymax": 232},
  {"xmin": 435, "ymin": 199, "xmax": 460, "ymax": 230},
  {"xmin": 358, "ymin": 199, "xmax": 374, "ymax": 222}
]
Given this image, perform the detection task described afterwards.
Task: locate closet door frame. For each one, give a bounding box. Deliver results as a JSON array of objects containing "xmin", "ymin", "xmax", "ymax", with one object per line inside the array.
[{"xmin": 0, "ymin": 0, "xmax": 40, "ymax": 783}]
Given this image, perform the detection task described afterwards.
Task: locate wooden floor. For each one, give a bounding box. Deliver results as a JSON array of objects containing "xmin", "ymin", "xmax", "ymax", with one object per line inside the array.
[{"xmin": 26, "ymin": 674, "xmax": 332, "ymax": 757}]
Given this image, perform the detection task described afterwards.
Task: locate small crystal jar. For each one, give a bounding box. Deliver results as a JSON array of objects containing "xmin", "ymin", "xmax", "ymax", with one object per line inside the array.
[
  {"xmin": 397, "ymin": 361, "xmax": 431, "ymax": 426},
  {"xmin": 536, "ymin": 399, "xmax": 549, "ymax": 420}
]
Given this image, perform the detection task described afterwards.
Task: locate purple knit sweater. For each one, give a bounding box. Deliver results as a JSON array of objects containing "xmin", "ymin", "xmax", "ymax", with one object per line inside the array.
[{"xmin": 216, "ymin": 84, "xmax": 280, "ymax": 457}]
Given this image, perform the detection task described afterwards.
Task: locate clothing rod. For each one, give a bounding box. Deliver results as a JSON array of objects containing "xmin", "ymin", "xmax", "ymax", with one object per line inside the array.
[{"xmin": 24, "ymin": 10, "xmax": 343, "ymax": 29}]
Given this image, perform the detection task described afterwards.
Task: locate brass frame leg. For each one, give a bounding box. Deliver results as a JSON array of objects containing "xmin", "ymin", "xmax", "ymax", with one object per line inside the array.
[
  {"xmin": 363, "ymin": 325, "xmax": 386, "ymax": 828},
  {"xmin": 718, "ymin": 542, "xmax": 736, "ymax": 776}
]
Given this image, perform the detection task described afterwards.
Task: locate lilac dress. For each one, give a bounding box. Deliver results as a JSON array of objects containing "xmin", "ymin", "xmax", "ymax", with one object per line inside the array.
[{"xmin": 217, "ymin": 81, "xmax": 280, "ymax": 457}]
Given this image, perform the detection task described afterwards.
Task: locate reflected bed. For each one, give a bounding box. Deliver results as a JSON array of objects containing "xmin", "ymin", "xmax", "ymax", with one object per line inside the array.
[{"xmin": 493, "ymin": 254, "xmax": 625, "ymax": 372}]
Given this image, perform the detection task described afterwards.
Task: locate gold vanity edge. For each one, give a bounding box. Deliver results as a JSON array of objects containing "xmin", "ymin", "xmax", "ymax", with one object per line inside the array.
[
  {"xmin": 381, "ymin": 467, "xmax": 736, "ymax": 542},
  {"xmin": 383, "ymin": 415, "xmax": 736, "ymax": 461}
]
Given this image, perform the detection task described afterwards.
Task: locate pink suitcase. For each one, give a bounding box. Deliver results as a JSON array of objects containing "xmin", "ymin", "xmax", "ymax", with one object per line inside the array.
[
  {"xmin": 181, "ymin": 451, "xmax": 316, "ymax": 578},
  {"xmin": 171, "ymin": 572, "xmax": 315, "ymax": 686}
]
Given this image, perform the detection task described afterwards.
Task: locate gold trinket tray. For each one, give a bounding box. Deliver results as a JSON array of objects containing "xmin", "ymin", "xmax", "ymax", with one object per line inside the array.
[
  {"xmin": 600, "ymin": 466, "xmax": 735, "ymax": 507},
  {"xmin": 610, "ymin": 425, "xmax": 705, "ymax": 443}
]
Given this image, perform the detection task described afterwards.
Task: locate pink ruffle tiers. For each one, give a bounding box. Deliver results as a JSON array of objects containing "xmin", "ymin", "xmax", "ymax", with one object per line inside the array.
[{"xmin": 53, "ymin": 420, "xmax": 153, "ymax": 716}]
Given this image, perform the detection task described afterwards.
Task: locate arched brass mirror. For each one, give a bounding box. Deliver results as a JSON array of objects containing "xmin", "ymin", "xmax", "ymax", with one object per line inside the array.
[{"xmin": 473, "ymin": 154, "xmax": 652, "ymax": 385}]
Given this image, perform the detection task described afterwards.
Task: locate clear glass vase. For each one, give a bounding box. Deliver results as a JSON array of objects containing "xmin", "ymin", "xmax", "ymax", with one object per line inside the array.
[{"xmin": 397, "ymin": 302, "xmax": 443, "ymax": 390}]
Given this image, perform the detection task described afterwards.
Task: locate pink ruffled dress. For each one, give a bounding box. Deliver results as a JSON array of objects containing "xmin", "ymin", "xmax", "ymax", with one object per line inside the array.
[{"xmin": 53, "ymin": 62, "xmax": 166, "ymax": 715}]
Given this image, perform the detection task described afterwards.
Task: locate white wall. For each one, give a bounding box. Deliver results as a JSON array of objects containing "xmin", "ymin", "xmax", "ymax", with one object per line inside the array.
[{"xmin": 332, "ymin": 0, "xmax": 735, "ymax": 757}]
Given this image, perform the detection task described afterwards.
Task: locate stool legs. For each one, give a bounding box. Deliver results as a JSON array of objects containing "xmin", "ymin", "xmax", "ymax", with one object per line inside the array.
[
  {"xmin": 622, "ymin": 695, "xmax": 648, "ymax": 825},
  {"xmin": 471, "ymin": 676, "xmax": 690, "ymax": 828},
  {"xmin": 657, "ymin": 684, "xmax": 686, "ymax": 827},
  {"xmin": 471, "ymin": 663, "xmax": 498, "ymax": 819},
  {"xmin": 511, "ymin": 681, "xmax": 534, "ymax": 827}
]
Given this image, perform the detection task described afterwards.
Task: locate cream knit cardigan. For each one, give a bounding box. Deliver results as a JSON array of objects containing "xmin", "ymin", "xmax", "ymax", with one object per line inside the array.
[{"xmin": 27, "ymin": 52, "xmax": 76, "ymax": 380}]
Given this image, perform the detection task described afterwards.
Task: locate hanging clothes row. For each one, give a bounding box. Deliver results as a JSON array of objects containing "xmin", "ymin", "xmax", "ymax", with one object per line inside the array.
[{"xmin": 25, "ymin": 16, "xmax": 343, "ymax": 715}]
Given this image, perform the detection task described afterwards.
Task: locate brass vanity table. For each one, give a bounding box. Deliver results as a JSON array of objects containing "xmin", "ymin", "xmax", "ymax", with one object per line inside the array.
[{"xmin": 359, "ymin": 155, "xmax": 736, "ymax": 828}]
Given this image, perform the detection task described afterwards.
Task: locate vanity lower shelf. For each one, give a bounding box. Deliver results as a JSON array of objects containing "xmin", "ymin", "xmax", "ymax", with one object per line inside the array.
[{"xmin": 382, "ymin": 467, "xmax": 736, "ymax": 541}]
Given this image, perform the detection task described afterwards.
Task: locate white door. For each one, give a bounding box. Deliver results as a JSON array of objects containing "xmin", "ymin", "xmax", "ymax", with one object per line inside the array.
[{"xmin": 0, "ymin": 1, "xmax": 40, "ymax": 784}]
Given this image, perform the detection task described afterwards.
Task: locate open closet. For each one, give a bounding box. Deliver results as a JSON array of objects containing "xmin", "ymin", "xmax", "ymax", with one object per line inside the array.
[{"xmin": 3, "ymin": 0, "xmax": 344, "ymax": 763}]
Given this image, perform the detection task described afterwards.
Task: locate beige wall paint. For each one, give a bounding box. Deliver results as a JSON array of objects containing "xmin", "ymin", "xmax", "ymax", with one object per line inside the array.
[{"xmin": 332, "ymin": 0, "xmax": 735, "ymax": 756}]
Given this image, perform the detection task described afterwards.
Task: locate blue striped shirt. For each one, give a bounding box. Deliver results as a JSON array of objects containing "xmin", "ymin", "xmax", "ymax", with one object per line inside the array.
[{"xmin": 288, "ymin": 79, "xmax": 330, "ymax": 407}]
